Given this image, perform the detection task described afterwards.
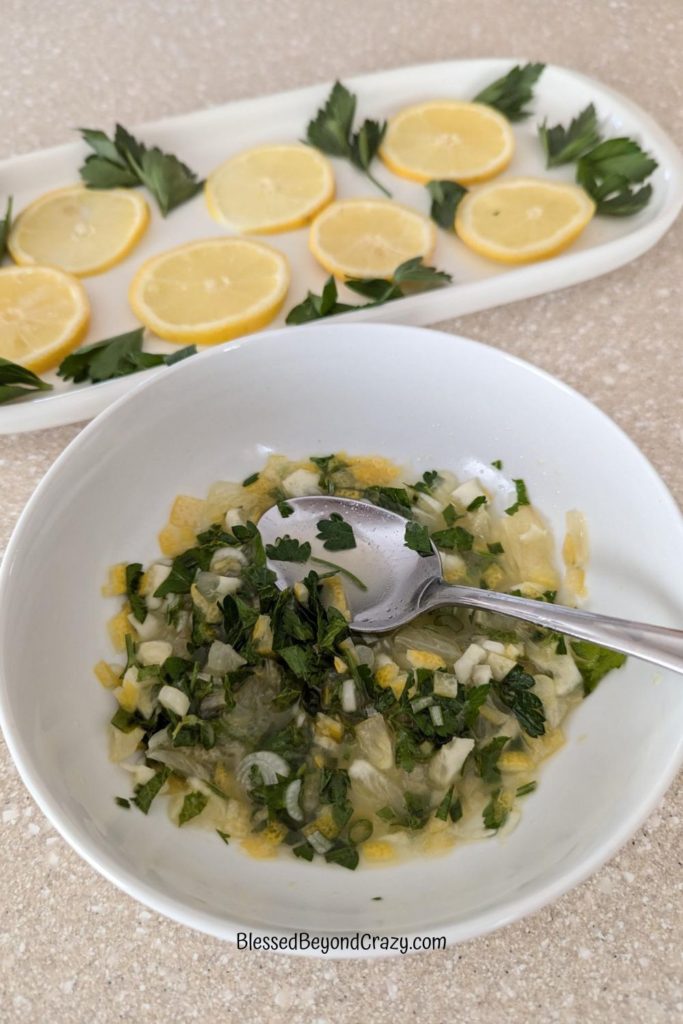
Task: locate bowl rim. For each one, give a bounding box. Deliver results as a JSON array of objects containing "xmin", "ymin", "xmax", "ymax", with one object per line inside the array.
[{"xmin": 1, "ymin": 321, "xmax": 682, "ymax": 958}]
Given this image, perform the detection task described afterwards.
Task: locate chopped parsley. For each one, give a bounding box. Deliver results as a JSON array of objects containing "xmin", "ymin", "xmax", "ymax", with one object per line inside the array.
[{"xmin": 316, "ymin": 513, "xmax": 356, "ymax": 551}]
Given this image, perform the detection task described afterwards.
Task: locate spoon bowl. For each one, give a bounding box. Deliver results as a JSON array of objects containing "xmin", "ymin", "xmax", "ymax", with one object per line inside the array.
[{"xmin": 259, "ymin": 495, "xmax": 683, "ymax": 673}]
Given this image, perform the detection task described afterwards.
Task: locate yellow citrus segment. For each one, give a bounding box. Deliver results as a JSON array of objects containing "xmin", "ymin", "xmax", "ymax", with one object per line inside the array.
[
  {"xmin": 128, "ymin": 237, "xmax": 290, "ymax": 345},
  {"xmin": 309, "ymin": 198, "xmax": 435, "ymax": 279},
  {"xmin": 205, "ymin": 144, "xmax": 335, "ymax": 234},
  {"xmin": 8, "ymin": 185, "xmax": 149, "ymax": 277},
  {"xmin": 455, "ymin": 178, "xmax": 596, "ymax": 264},
  {"xmin": 0, "ymin": 266, "xmax": 90, "ymax": 372},
  {"xmin": 380, "ymin": 101, "xmax": 514, "ymax": 185}
]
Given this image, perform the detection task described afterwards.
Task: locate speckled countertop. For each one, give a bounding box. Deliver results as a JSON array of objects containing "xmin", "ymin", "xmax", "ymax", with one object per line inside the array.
[{"xmin": 1, "ymin": 1, "xmax": 682, "ymax": 1021}]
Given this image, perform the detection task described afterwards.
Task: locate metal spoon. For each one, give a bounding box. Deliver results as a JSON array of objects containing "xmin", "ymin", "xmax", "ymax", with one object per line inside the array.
[{"xmin": 258, "ymin": 495, "xmax": 683, "ymax": 674}]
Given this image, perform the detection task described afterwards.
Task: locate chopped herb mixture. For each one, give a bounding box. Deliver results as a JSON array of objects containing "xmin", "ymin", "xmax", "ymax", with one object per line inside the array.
[{"xmin": 101, "ymin": 453, "xmax": 626, "ymax": 868}]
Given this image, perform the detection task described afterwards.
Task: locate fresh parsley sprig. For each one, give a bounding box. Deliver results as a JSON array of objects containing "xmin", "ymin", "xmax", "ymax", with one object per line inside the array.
[
  {"xmin": 285, "ymin": 277, "xmax": 357, "ymax": 325},
  {"xmin": 0, "ymin": 196, "xmax": 13, "ymax": 260},
  {"xmin": 0, "ymin": 357, "xmax": 53, "ymax": 405},
  {"xmin": 426, "ymin": 180, "xmax": 467, "ymax": 229},
  {"xmin": 474, "ymin": 63, "xmax": 545, "ymax": 121},
  {"xmin": 79, "ymin": 124, "xmax": 203, "ymax": 215},
  {"xmin": 346, "ymin": 257, "xmax": 452, "ymax": 303},
  {"xmin": 577, "ymin": 137, "xmax": 657, "ymax": 216},
  {"xmin": 57, "ymin": 327, "xmax": 196, "ymax": 384},
  {"xmin": 539, "ymin": 103, "xmax": 602, "ymax": 167},
  {"xmin": 306, "ymin": 81, "xmax": 390, "ymax": 196},
  {"xmin": 285, "ymin": 258, "xmax": 452, "ymax": 325}
]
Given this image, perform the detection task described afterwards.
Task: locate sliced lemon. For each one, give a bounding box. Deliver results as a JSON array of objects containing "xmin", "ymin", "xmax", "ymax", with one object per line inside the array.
[
  {"xmin": 8, "ymin": 185, "xmax": 149, "ymax": 277},
  {"xmin": 129, "ymin": 237, "xmax": 290, "ymax": 344},
  {"xmin": 205, "ymin": 144, "xmax": 335, "ymax": 234},
  {"xmin": 309, "ymin": 198, "xmax": 435, "ymax": 279},
  {"xmin": 380, "ymin": 101, "xmax": 514, "ymax": 185},
  {"xmin": 455, "ymin": 177, "xmax": 595, "ymax": 264},
  {"xmin": 0, "ymin": 265, "xmax": 90, "ymax": 372}
]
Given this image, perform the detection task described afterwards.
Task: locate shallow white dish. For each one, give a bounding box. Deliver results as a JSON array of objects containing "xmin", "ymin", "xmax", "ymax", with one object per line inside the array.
[
  {"xmin": 2, "ymin": 57, "xmax": 682, "ymax": 434},
  {"xmin": 2, "ymin": 324, "xmax": 682, "ymax": 955}
]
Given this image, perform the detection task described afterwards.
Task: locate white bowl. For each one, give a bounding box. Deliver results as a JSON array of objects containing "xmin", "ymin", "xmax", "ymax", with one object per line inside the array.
[{"xmin": 1, "ymin": 323, "xmax": 682, "ymax": 957}]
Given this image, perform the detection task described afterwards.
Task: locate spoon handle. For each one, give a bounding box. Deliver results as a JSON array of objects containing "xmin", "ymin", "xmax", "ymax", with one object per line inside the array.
[{"xmin": 418, "ymin": 580, "xmax": 683, "ymax": 675}]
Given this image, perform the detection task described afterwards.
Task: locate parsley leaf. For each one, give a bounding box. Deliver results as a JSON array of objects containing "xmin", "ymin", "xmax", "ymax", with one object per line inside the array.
[
  {"xmin": 0, "ymin": 196, "xmax": 13, "ymax": 260},
  {"xmin": 178, "ymin": 791, "xmax": 208, "ymax": 825},
  {"xmin": 306, "ymin": 81, "xmax": 389, "ymax": 195},
  {"xmin": 366, "ymin": 486, "xmax": 413, "ymax": 517},
  {"xmin": 404, "ymin": 521, "xmax": 433, "ymax": 557},
  {"xmin": 325, "ymin": 843, "xmax": 359, "ymax": 870},
  {"xmin": 412, "ymin": 469, "xmax": 442, "ymax": 495},
  {"xmin": 539, "ymin": 103, "xmax": 602, "ymax": 167},
  {"xmin": 347, "ymin": 257, "xmax": 452, "ymax": 301},
  {"xmin": 467, "ymin": 495, "xmax": 487, "ymax": 512},
  {"xmin": 474, "ymin": 736, "xmax": 510, "ymax": 784},
  {"xmin": 495, "ymin": 665, "xmax": 545, "ymax": 737},
  {"xmin": 58, "ymin": 327, "xmax": 196, "ymax": 384},
  {"xmin": 349, "ymin": 119, "xmax": 388, "ymax": 195},
  {"xmin": 430, "ymin": 525, "xmax": 474, "ymax": 552},
  {"xmin": 487, "ymin": 541, "xmax": 504, "ymax": 554},
  {"xmin": 79, "ymin": 124, "xmax": 203, "ymax": 215},
  {"xmin": 125, "ymin": 562, "xmax": 147, "ymax": 623},
  {"xmin": 265, "ymin": 536, "xmax": 312, "ymax": 563},
  {"xmin": 474, "ymin": 63, "xmax": 545, "ymax": 121},
  {"xmin": 310, "ymin": 453, "xmax": 348, "ymax": 494},
  {"xmin": 285, "ymin": 276, "xmax": 359, "ymax": 324},
  {"xmin": 576, "ymin": 137, "xmax": 657, "ymax": 216},
  {"xmin": 505, "ymin": 478, "xmax": 530, "ymax": 516},
  {"xmin": 316, "ymin": 512, "xmax": 356, "ymax": 551},
  {"xmin": 132, "ymin": 766, "xmax": 170, "ymax": 814},
  {"xmin": 464, "ymin": 682, "xmax": 491, "ymax": 729},
  {"xmin": 0, "ymin": 357, "xmax": 52, "ymax": 405},
  {"xmin": 570, "ymin": 640, "xmax": 627, "ymax": 695},
  {"xmin": 426, "ymin": 180, "xmax": 467, "ymax": 229},
  {"xmin": 483, "ymin": 789, "xmax": 509, "ymax": 830}
]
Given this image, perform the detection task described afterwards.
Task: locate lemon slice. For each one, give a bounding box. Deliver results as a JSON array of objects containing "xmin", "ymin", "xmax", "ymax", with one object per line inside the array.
[
  {"xmin": 455, "ymin": 177, "xmax": 596, "ymax": 264},
  {"xmin": 8, "ymin": 185, "xmax": 149, "ymax": 277},
  {"xmin": 129, "ymin": 237, "xmax": 290, "ymax": 344},
  {"xmin": 309, "ymin": 198, "xmax": 436, "ymax": 279},
  {"xmin": 380, "ymin": 101, "xmax": 514, "ymax": 185},
  {"xmin": 0, "ymin": 265, "xmax": 90, "ymax": 372},
  {"xmin": 205, "ymin": 144, "xmax": 335, "ymax": 234}
]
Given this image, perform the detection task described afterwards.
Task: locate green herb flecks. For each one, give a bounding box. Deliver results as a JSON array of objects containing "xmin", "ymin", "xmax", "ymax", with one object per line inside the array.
[
  {"xmin": 430, "ymin": 525, "xmax": 474, "ymax": 552},
  {"xmin": 404, "ymin": 521, "xmax": 433, "ymax": 557},
  {"xmin": 474, "ymin": 63, "xmax": 545, "ymax": 121},
  {"xmin": 178, "ymin": 791, "xmax": 209, "ymax": 825},
  {"xmin": 125, "ymin": 562, "xmax": 147, "ymax": 623},
  {"xmin": 570, "ymin": 640, "xmax": 627, "ymax": 694},
  {"xmin": 316, "ymin": 513, "xmax": 356, "ymax": 551},
  {"xmin": 132, "ymin": 766, "xmax": 171, "ymax": 814},
  {"xmin": 505, "ymin": 478, "xmax": 530, "ymax": 516},
  {"xmin": 495, "ymin": 665, "xmax": 545, "ymax": 737},
  {"xmin": 265, "ymin": 536, "xmax": 312, "ymax": 563},
  {"xmin": 306, "ymin": 81, "xmax": 390, "ymax": 195},
  {"xmin": 79, "ymin": 124, "xmax": 203, "ymax": 215},
  {"xmin": 483, "ymin": 789, "xmax": 509, "ymax": 830},
  {"xmin": 539, "ymin": 103, "xmax": 602, "ymax": 167},
  {"xmin": 0, "ymin": 357, "xmax": 53, "ymax": 405}
]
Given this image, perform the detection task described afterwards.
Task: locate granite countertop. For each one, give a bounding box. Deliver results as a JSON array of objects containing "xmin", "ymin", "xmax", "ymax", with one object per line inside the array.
[{"xmin": 1, "ymin": 1, "xmax": 681, "ymax": 1021}]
